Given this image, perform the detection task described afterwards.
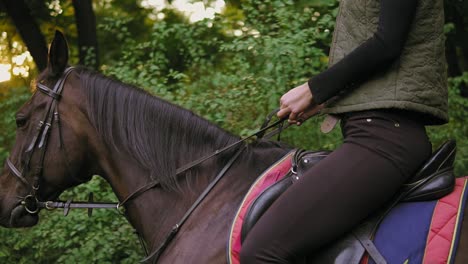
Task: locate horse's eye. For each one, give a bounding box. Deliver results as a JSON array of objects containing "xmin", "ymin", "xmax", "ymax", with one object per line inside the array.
[{"xmin": 16, "ymin": 117, "xmax": 27, "ymax": 128}]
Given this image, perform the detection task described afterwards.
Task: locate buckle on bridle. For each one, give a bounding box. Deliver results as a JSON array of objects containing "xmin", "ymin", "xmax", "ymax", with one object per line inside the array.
[{"xmin": 21, "ymin": 194, "xmax": 39, "ymax": 214}]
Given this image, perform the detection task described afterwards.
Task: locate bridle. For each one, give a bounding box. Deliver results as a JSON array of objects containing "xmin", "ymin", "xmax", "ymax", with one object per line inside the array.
[
  {"xmin": 4, "ymin": 67, "xmax": 292, "ymax": 263},
  {"xmin": 6, "ymin": 67, "xmax": 76, "ymax": 214}
]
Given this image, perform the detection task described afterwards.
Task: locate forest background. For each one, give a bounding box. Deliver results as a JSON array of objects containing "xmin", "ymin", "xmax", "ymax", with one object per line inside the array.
[{"xmin": 0, "ymin": 0, "xmax": 467, "ymax": 263}]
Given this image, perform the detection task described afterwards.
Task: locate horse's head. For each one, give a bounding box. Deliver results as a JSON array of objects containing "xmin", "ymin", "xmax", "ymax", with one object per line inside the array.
[{"xmin": 0, "ymin": 31, "xmax": 94, "ymax": 228}]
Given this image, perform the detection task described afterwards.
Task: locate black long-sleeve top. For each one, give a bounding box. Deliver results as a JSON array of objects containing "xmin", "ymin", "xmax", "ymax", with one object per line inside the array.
[{"xmin": 308, "ymin": 0, "xmax": 419, "ymax": 105}]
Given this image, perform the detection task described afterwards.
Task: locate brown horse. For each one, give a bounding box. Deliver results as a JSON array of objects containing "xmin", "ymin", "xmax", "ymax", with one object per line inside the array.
[{"xmin": 1, "ymin": 31, "xmax": 467, "ymax": 263}]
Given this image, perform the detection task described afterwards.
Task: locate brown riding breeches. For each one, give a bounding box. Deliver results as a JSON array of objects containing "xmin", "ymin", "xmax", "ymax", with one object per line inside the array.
[{"xmin": 240, "ymin": 110, "xmax": 432, "ymax": 264}]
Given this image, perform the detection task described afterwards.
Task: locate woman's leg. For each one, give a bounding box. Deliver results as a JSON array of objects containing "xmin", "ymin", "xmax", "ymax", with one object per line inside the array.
[{"xmin": 240, "ymin": 111, "xmax": 431, "ymax": 264}]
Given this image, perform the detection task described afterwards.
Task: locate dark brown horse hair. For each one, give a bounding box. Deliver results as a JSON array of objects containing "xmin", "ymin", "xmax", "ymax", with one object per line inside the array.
[{"xmin": 77, "ymin": 68, "xmax": 241, "ymax": 190}]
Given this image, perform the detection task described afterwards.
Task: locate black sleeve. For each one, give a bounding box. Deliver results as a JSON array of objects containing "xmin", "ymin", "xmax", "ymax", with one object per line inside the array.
[{"xmin": 308, "ymin": 0, "xmax": 419, "ymax": 104}]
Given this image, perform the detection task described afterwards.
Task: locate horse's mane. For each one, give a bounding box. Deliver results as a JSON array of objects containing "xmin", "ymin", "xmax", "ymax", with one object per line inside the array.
[{"xmin": 77, "ymin": 68, "xmax": 240, "ymax": 190}]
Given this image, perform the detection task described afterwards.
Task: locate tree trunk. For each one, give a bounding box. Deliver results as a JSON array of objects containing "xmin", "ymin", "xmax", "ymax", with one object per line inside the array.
[
  {"xmin": 72, "ymin": 0, "xmax": 99, "ymax": 69},
  {"xmin": 1, "ymin": 0, "xmax": 48, "ymax": 71}
]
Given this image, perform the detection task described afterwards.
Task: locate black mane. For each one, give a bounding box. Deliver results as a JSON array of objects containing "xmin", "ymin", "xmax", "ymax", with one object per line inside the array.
[{"xmin": 78, "ymin": 69, "xmax": 239, "ymax": 189}]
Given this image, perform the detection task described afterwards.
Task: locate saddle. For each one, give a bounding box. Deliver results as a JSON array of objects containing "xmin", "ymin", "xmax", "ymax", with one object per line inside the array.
[{"xmin": 240, "ymin": 140, "xmax": 457, "ymax": 264}]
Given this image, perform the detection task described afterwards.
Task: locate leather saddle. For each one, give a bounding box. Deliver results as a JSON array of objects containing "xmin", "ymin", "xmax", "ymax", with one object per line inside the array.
[{"xmin": 240, "ymin": 140, "xmax": 457, "ymax": 264}]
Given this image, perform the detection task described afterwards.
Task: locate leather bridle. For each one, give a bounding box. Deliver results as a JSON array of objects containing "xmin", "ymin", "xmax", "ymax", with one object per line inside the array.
[{"xmin": 6, "ymin": 67, "xmax": 76, "ymax": 214}]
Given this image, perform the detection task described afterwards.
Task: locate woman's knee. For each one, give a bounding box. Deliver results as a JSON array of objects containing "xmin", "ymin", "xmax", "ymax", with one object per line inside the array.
[
  {"xmin": 240, "ymin": 237, "xmax": 293, "ymax": 264},
  {"xmin": 240, "ymin": 239, "xmax": 261, "ymax": 264},
  {"xmin": 240, "ymin": 246, "xmax": 254, "ymax": 263}
]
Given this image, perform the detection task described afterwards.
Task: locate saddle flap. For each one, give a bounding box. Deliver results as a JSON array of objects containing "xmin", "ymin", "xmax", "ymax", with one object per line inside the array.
[{"xmin": 240, "ymin": 176, "xmax": 292, "ymax": 242}]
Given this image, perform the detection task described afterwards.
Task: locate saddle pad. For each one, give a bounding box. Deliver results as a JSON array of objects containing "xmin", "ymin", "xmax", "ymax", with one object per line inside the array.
[
  {"xmin": 364, "ymin": 176, "xmax": 468, "ymax": 264},
  {"xmin": 227, "ymin": 150, "xmax": 295, "ymax": 264}
]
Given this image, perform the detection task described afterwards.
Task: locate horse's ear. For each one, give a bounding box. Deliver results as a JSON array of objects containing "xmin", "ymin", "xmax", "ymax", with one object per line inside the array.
[{"xmin": 48, "ymin": 30, "xmax": 69, "ymax": 77}]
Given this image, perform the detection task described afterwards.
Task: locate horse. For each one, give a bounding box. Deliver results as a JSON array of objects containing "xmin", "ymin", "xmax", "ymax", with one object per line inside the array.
[{"xmin": 0, "ymin": 31, "xmax": 467, "ymax": 263}]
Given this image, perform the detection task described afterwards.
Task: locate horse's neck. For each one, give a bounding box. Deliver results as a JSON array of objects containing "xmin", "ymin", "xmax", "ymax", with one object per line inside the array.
[
  {"xmin": 95, "ymin": 149, "xmax": 232, "ymax": 252},
  {"xmin": 92, "ymin": 147, "xmax": 199, "ymax": 244},
  {"xmin": 93, "ymin": 137, "xmax": 289, "ymax": 261},
  {"xmin": 87, "ymin": 125, "xmax": 232, "ymax": 250}
]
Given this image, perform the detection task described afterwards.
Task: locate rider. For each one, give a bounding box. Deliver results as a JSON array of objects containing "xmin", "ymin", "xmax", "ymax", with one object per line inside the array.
[{"xmin": 240, "ymin": 0, "xmax": 448, "ymax": 263}]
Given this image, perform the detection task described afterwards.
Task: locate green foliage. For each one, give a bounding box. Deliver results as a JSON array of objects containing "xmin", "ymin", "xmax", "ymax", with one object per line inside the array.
[
  {"xmin": 427, "ymin": 72, "xmax": 468, "ymax": 176},
  {"xmin": 103, "ymin": 0, "xmax": 338, "ymax": 141},
  {"xmin": 1, "ymin": 0, "xmax": 468, "ymax": 263}
]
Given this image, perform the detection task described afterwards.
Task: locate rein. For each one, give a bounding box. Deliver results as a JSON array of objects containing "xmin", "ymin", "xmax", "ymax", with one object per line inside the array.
[
  {"xmin": 118, "ymin": 113, "xmax": 287, "ymax": 208},
  {"xmin": 36, "ymin": 112, "xmax": 287, "ymax": 215}
]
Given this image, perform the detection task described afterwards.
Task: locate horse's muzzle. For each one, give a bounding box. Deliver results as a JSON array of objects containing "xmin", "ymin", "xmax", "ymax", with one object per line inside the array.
[{"xmin": 9, "ymin": 204, "xmax": 39, "ymax": 228}]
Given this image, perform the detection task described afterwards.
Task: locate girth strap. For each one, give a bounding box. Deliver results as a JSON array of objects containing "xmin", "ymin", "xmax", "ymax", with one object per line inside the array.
[{"xmin": 354, "ymin": 231, "xmax": 387, "ymax": 264}]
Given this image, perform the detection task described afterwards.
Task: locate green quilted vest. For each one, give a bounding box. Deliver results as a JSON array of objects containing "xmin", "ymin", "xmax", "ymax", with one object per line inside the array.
[{"xmin": 323, "ymin": 0, "xmax": 448, "ymax": 125}]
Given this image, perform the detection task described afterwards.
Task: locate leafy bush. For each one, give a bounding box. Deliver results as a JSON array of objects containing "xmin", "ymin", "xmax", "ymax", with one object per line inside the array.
[
  {"xmin": 1, "ymin": 0, "xmax": 467, "ymax": 263},
  {"xmin": 103, "ymin": 0, "xmax": 340, "ymax": 146},
  {"xmin": 427, "ymin": 72, "xmax": 468, "ymax": 176}
]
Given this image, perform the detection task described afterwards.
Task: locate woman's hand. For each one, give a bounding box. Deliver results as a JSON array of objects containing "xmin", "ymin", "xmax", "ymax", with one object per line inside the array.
[{"xmin": 277, "ymin": 82, "xmax": 324, "ymax": 125}]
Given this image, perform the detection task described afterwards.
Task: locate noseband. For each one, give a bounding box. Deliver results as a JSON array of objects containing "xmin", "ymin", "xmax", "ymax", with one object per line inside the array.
[{"xmin": 6, "ymin": 67, "xmax": 75, "ymax": 214}]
